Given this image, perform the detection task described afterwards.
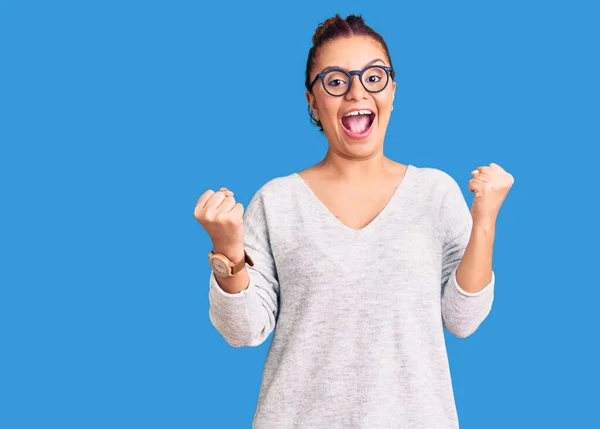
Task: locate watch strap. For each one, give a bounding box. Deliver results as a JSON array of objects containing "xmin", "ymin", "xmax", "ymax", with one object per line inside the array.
[
  {"xmin": 209, "ymin": 249, "xmax": 255, "ymax": 276},
  {"xmin": 231, "ymin": 250, "xmax": 255, "ymax": 275}
]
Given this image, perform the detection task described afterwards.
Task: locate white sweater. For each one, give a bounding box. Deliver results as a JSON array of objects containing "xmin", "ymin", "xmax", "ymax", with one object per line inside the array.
[{"xmin": 208, "ymin": 164, "xmax": 495, "ymax": 428}]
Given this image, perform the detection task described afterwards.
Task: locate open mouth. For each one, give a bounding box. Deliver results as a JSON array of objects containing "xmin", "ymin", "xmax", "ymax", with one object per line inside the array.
[{"xmin": 340, "ymin": 110, "xmax": 375, "ymax": 139}]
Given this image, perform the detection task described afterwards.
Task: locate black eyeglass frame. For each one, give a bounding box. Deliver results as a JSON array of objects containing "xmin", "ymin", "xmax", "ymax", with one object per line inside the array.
[{"xmin": 308, "ymin": 65, "xmax": 394, "ymax": 97}]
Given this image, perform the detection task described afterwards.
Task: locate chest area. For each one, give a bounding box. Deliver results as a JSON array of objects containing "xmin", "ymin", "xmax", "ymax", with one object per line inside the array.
[
  {"xmin": 272, "ymin": 208, "xmax": 442, "ymax": 299},
  {"xmin": 304, "ymin": 180, "xmax": 400, "ymax": 230}
]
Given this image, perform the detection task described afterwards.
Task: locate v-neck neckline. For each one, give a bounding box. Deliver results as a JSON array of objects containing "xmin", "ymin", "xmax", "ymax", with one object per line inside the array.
[{"xmin": 292, "ymin": 164, "xmax": 414, "ymax": 235}]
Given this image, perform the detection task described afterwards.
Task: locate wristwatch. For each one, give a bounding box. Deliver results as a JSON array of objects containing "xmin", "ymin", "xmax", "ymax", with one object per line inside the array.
[{"xmin": 208, "ymin": 249, "xmax": 255, "ymax": 277}]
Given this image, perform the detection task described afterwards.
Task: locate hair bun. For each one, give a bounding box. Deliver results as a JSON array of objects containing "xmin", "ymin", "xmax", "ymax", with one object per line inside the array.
[{"xmin": 312, "ymin": 15, "xmax": 341, "ymax": 44}]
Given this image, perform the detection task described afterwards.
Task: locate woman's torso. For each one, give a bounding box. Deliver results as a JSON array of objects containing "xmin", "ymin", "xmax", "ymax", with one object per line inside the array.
[{"xmin": 250, "ymin": 163, "xmax": 460, "ymax": 428}]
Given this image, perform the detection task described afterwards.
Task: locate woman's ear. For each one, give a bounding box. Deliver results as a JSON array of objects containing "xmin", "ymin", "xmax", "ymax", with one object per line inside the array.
[
  {"xmin": 305, "ymin": 91, "xmax": 319, "ymax": 120},
  {"xmin": 391, "ymin": 81, "xmax": 396, "ymax": 111}
]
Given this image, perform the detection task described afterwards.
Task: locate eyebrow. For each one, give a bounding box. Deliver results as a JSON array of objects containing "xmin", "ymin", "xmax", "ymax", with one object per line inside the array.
[{"xmin": 319, "ymin": 58, "xmax": 386, "ymax": 74}]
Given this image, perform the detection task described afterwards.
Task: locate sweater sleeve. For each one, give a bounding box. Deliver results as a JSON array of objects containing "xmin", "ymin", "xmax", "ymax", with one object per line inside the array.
[
  {"xmin": 439, "ymin": 173, "xmax": 495, "ymax": 339},
  {"xmin": 208, "ymin": 188, "xmax": 280, "ymax": 348}
]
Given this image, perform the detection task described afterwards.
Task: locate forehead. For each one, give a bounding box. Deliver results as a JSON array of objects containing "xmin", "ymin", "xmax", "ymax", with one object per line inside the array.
[{"xmin": 313, "ymin": 36, "xmax": 389, "ymax": 72}]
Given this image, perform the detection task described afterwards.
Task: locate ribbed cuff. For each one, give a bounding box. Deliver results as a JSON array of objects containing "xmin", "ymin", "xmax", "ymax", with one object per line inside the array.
[{"xmin": 451, "ymin": 268, "xmax": 495, "ymax": 297}]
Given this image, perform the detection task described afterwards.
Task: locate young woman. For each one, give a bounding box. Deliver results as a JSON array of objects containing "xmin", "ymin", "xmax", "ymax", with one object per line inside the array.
[{"xmin": 195, "ymin": 14, "xmax": 514, "ymax": 429}]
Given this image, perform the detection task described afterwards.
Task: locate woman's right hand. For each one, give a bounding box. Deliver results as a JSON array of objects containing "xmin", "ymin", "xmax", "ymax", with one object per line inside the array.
[{"xmin": 194, "ymin": 187, "xmax": 245, "ymax": 252}]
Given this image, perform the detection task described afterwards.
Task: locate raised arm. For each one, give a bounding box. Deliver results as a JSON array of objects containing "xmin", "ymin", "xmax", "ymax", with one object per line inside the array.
[
  {"xmin": 439, "ymin": 179, "xmax": 494, "ymax": 338},
  {"xmin": 439, "ymin": 163, "xmax": 514, "ymax": 338},
  {"xmin": 203, "ymin": 189, "xmax": 280, "ymax": 347}
]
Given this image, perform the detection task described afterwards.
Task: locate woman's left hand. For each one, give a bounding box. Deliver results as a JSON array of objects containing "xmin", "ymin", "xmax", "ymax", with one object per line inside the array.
[{"xmin": 468, "ymin": 162, "xmax": 515, "ymax": 224}]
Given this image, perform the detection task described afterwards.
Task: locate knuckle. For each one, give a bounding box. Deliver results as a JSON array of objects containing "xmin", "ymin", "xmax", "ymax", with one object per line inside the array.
[
  {"xmin": 205, "ymin": 210, "xmax": 218, "ymax": 222},
  {"xmin": 225, "ymin": 213, "xmax": 240, "ymax": 224}
]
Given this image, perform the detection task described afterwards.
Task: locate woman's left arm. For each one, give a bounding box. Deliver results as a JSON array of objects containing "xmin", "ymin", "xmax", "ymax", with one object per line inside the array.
[
  {"xmin": 455, "ymin": 218, "xmax": 496, "ymax": 293},
  {"xmin": 456, "ymin": 163, "xmax": 515, "ymax": 293},
  {"xmin": 440, "ymin": 163, "xmax": 514, "ymax": 338}
]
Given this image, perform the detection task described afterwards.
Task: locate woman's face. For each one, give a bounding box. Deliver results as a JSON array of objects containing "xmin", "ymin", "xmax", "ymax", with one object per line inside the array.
[{"xmin": 306, "ymin": 35, "xmax": 396, "ymax": 157}]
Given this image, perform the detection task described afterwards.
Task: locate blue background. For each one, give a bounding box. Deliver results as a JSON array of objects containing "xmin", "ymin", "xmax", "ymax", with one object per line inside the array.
[{"xmin": 1, "ymin": 0, "xmax": 598, "ymax": 427}]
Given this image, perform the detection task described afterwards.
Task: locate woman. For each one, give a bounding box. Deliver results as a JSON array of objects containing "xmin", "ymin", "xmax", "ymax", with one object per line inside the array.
[{"xmin": 195, "ymin": 14, "xmax": 514, "ymax": 429}]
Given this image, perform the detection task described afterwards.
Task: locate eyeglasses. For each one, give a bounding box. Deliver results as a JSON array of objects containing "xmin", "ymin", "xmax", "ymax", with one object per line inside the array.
[{"xmin": 308, "ymin": 65, "xmax": 394, "ymax": 97}]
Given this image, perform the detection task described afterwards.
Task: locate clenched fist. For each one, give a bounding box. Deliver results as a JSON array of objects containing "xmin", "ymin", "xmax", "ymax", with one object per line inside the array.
[
  {"xmin": 194, "ymin": 187, "xmax": 245, "ymax": 252},
  {"xmin": 468, "ymin": 162, "xmax": 515, "ymax": 223}
]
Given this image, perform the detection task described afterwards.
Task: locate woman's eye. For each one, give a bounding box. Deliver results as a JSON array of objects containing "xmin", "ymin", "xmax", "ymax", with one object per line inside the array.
[
  {"xmin": 328, "ymin": 79, "xmax": 346, "ymax": 87},
  {"xmin": 367, "ymin": 76, "xmax": 381, "ymax": 83}
]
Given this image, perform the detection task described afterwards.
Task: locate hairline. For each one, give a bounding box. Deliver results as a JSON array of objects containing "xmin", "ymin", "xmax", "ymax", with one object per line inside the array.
[{"xmin": 318, "ymin": 58, "xmax": 387, "ymax": 75}]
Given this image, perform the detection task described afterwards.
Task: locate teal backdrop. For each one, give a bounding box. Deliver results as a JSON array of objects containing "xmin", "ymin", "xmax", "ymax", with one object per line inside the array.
[{"xmin": 1, "ymin": 0, "xmax": 598, "ymax": 428}]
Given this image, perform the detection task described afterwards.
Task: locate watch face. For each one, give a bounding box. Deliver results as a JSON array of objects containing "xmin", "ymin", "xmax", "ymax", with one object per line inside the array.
[{"xmin": 210, "ymin": 258, "xmax": 229, "ymax": 276}]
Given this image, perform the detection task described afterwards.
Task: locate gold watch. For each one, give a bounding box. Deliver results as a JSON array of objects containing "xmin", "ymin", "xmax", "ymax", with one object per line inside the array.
[{"xmin": 208, "ymin": 249, "xmax": 254, "ymax": 277}]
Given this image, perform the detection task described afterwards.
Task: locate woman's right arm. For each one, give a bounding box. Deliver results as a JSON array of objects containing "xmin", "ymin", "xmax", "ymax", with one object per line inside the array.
[{"xmin": 204, "ymin": 189, "xmax": 280, "ymax": 348}]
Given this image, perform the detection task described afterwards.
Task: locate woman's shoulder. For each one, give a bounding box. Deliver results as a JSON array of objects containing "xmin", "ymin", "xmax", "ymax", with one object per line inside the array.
[
  {"xmin": 408, "ymin": 163, "xmax": 461, "ymax": 193},
  {"xmin": 243, "ymin": 172, "xmax": 302, "ymax": 215},
  {"xmin": 253, "ymin": 172, "xmax": 300, "ymax": 197}
]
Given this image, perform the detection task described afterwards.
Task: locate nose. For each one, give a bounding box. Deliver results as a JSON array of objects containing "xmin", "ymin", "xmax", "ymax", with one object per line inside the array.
[{"xmin": 345, "ymin": 73, "xmax": 368, "ymax": 101}]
